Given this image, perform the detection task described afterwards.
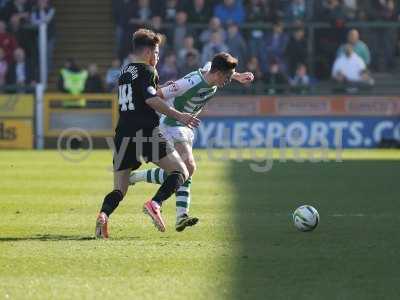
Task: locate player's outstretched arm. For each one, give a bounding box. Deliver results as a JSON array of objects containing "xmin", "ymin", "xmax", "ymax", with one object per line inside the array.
[
  {"xmin": 232, "ymin": 72, "xmax": 255, "ymax": 84},
  {"xmin": 146, "ymin": 97, "xmax": 200, "ymax": 129},
  {"xmin": 158, "ymin": 81, "xmax": 175, "ymax": 89},
  {"xmin": 157, "ymin": 75, "xmax": 196, "ymax": 99}
]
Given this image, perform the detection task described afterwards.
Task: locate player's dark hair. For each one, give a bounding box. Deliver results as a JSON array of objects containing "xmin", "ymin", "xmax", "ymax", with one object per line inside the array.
[
  {"xmin": 132, "ymin": 28, "xmax": 161, "ymax": 53},
  {"xmin": 210, "ymin": 52, "xmax": 238, "ymax": 73}
]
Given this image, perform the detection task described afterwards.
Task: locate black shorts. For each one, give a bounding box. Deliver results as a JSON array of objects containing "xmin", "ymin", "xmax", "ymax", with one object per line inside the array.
[{"xmin": 113, "ymin": 127, "xmax": 174, "ymax": 171}]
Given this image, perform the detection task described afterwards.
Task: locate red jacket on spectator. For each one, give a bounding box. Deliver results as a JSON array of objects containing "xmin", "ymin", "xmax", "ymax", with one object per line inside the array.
[{"xmin": 0, "ymin": 32, "xmax": 18, "ymax": 64}]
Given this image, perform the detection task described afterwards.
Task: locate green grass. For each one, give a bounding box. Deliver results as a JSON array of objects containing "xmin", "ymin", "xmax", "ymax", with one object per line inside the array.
[{"xmin": 1, "ymin": 150, "xmax": 400, "ymax": 299}]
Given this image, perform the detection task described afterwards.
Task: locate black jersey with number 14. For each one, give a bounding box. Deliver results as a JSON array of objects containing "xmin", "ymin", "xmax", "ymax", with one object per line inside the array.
[{"xmin": 115, "ymin": 63, "xmax": 160, "ymax": 135}]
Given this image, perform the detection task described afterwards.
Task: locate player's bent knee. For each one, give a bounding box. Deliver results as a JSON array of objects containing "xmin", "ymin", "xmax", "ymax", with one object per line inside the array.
[
  {"xmin": 173, "ymin": 170, "xmax": 186, "ymax": 181},
  {"xmin": 176, "ymin": 164, "xmax": 189, "ymax": 182},
  {"xmin": 182, "ymin": 167, "xmax": 190, "ymax": 182},
  {"xmin": 186, "ymin": 160, "xmax": 196, "ymax": 177}
]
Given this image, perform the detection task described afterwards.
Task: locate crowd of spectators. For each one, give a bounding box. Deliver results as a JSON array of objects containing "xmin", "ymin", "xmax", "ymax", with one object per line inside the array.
[
  {"xmin": 109, "ymin": 0, "xmax": 400, "ymax": 93},
  {"xmin": 58, "ymin": 58, "xmax": 110, "ymax": 95},
  {"xmin": 0, "ymin": 0, "xmax": 399, "ymax": 94},
  {"xmin": 0, "ymin": 0, "xmax": 55, "ymax": 91}
]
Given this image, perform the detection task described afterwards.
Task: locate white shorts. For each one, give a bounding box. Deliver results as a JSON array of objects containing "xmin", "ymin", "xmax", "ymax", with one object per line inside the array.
[{"xmin": 159, "ymin": 125, "xmax": 195, "ymax": 146}]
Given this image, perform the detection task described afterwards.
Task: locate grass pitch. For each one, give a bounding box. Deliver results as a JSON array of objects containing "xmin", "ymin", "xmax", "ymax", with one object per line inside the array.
[{"xmin": 1, "ymin": 150, "xmax": 400, "ymax": 299}]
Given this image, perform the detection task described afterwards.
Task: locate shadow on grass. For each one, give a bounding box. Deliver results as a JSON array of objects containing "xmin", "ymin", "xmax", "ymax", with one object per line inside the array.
[
  {"xmin": 0, "ymin": 234, "xmax": 96, "ymax": 242},
  {"xmin": 228, "ymin": 160, "xmax": 400, "ymax": 300},
  {"xmin": 229, "ymin": 161, "xmax": 274, "ymax": 300},
  {"xmin": 0, "ymin": 234, "xmax": 144, "ymax": 242}
]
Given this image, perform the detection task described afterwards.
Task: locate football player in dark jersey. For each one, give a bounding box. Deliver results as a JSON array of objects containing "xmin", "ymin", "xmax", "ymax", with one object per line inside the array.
[{"xmin": 95, "ymin": 29, "xmax": 200, "ymax": 238}]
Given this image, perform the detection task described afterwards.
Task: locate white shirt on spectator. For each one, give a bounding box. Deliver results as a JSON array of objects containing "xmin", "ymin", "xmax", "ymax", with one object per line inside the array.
[
  {"xmin": 332, "ymin": 52, "xmax": 366, "ymax": 82},
  {"xmin": 16, "ymin": 62, "xmax": 26, "ymax": 84}
]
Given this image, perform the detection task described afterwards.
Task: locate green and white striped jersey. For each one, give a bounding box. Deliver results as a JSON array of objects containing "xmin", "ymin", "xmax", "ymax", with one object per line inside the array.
[{"xmin": 160, "ymin": 68, "xmax": 218, "ymax": 127}]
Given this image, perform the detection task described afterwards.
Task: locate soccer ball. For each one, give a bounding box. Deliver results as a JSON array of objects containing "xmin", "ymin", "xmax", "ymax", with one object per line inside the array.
[{"xmin": 293, "ymin": 205, "xmax": 319, "ymax": 232}]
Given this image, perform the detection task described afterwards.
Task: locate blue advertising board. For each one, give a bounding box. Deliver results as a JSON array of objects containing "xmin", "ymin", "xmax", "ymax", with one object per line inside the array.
[{"xmin": 193, "ymin": 117, "xmax": 400, "ymax": 148}]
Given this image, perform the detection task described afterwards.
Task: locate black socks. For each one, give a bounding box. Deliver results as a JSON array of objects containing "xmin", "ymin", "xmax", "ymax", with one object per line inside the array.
[
  {"xmin": 101, "ymin": 171, "xmax": 185, "ymax": 215},
  {"xmin": 152, "ymin": 171, "xmax": 185, "ymax": 205},
  {"xmin": 101, "ymin": 190, "xmax": 124, "ymax": 217}
]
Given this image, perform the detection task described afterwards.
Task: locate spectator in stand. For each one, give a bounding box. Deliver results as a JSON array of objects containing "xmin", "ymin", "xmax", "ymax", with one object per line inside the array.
[
  {"xmin": 158, "ymin": 0, "xmax": 179, "ymax": 22},
  {"xmin": 6, "ymin": 47, "xmax": 34, "ymax": 90},
  {"xmin": 1, "ymin": 0, "xmax": 31, "ymax": 24},
  {"xmin": 149, "ymin": 15, "xmax": 170, "ymax": 40},
  {"xmin": 201, "ymin": 31, "xmax": 228, "ymax": 65},
  {"xmin": 178, "ymin": 50, "xmax": 200, "ymax": 77},
  {"xmin": 314, "ymin": 0, "xmax": 346, "ymax": 78},
  {"xmin": 263, "ymin": 58, "xmax": 288, "ymax": 94},
  {"xmin": 112, "ymin": 0, "xmax": 134, "ymax": 56},
  {"xmin": 173, "ymin": 11, "xmax": 190, "ymax": 51},
  {"xmin": 337, "ymin": 29, "xmax": 371, "ymax": 66},
  {"xmin": 0, "ymin": 47, "xmax": 8, "ymax": 87},
  {"xmin": 31, "ymin": 0, "xmax": 56, "ymax": 71},
  {"xmin": 177, "ymin": 35, "xmax": 200, "ymax": 68},
  {"xmin": 199, "ymin": 17, "xmax": 226, "ymax": 46},
  {"xmin": 371, "ymin": 0, "xmax": 398, "ymax": 20},
  {"xmin": 289, "ymin": 63, "xmax": 312, "ymax": 93},
  {"xmin": 321, "ymin": 0, "xmax": 346, "ymax": 24},
  {"xmin": 317, "ymin": 0, "xmax": 346, "ymax": 25},
  {"xmin": 314, "ymin": 0, "xmax": 343, "ymax": 21},
  {"xmin": 214, "ymin": 0, "xmax": 245, "ymax": 25},
  {"xmin": 127, "ymin": 0, "xmax": 152, "ymax": 28},
  {"xmin": 9, "ymin": 14, "xmax": 34, "ymax": 59},
  {"xmin": 119, "ymin": 0, "xmax": 152, "ymax": 59},
  {"xmin": 246, "ymin": 56, "xmax": 263, "ymax": 82},
  {"xmin": 342, "ymin": 0, "xmax": 358, "ymax": 20},
  {"xmin": 245, "ymin": 0, "xmax": 273, "ymax": 23},
  {"xmin": 226, "ymin": 22, "xmax": 246, "ymax": 71},
  {"xmin": 332, "ymin": 44, "xmax": 366, "ymax": 84},
  {"xmin": 0, "ymin": 20, "xmax": 18, "ymax": 65},
  {"xmin": 105, "ymin": 59, "xmax": 121, "ymax": 92},
  {"xmin": 357, "ymin": 2, "xmax": 373, "ymax": 20},
  {"xmin": 159, "ymin": 52, "xmax": 178, "ymax": 82},
  {"xmin": 273, "ymin": 0, "xmax": 288, "ymax": 19},
  {"xmin": 185, "ymin": 0, "xmax": 213, "ymax": 23},
  {"xmin": 246, "ymin": 0, "xmax": 276, "ymax": 57},
  {"xmin": 373, "ymin": 0, "xmax": 398, "ymax": 71},
  {"xmin": 285, "ymin": 26, "xmax": 307, "ymax": 76},
  {"xmin": 284, "ymin": 0, "xmax": 306, "ymax": 23},
  {"xmin": 58, "ymin": 58, "xmax": 88, "ymax": 95},
  {"xmin": 85, "ymin": 63, "xmax": 104, "ymax": 93},
  {"xmin": 258, "ymin": 20, "xmax": 289, "ymax": 74},
  {"xmin": 354, "ymin": 3, "xmax": 376, "ymax": 65}
]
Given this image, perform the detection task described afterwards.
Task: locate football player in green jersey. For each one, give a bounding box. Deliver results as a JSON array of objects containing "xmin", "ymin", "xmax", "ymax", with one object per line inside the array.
[{"xmin": 129, "ymin": 52, "xmax": 254, "ymax": 232}]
